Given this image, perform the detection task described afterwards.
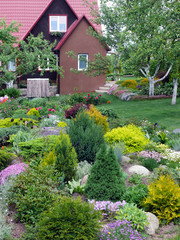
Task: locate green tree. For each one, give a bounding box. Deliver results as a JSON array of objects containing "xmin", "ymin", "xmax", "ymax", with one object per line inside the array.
[
  {"xmin": 83, "ymin": 0, "xmax": 179, "ymax": 96},
  {"xmin": 85, "ymin": 144, "xmax": 126, "ymax": 201},
  {"xmin": 0, "ymin": 18, "xmax": 63, "ymax": 86}
]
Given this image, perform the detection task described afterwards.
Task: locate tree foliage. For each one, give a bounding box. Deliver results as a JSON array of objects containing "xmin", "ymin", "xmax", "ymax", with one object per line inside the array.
[{"xmin": 0, "ymin": 18, "xmax": 64, "ymax": 85}]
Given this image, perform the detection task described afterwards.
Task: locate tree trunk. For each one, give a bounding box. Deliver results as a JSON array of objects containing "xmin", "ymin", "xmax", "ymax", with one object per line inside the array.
[
  {"xmin": 149, "ymin": 78, "xmax": 154, "ymax": 96},
  {"xmin": 5, "ymin": 80, "xmax": 14, "ymax": 89},
  {"xmin": 171, "ymin": 79, "xmax": 178, "ymax": 105}
]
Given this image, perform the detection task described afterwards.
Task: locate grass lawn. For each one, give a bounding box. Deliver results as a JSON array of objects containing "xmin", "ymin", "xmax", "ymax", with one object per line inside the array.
[{"xmin": 98, "ymin": 95, "xmax": 180, "ymax": 131}]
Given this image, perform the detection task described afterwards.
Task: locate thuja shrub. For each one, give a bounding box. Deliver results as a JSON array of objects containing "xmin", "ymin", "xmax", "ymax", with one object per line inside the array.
[
  {"xmin": 85, "ymin": 144, "xmax": 126, "ymax": 201},
  {"xmin": 85, "ymin": 105, "xmax": 110, "ymax": 133},
  {"xmin": 7, "ymin": 165, "xmax": 62, "ymax": 224},
  {"xmin": 116, "ymin": 203, "xmax": 149, "ymax": 232},
  {"xmin": 121, "ymin": 79, "xmax": 138, "ymax": 89},
  {"xmin": 0, "ymin": 150, "xmax": 16, "ymax": 171},
  {"xmin": 68, "ymin": 112, "xmax": 104, "ymax": 163},
  {"xmin": 54, "ymin": 132, "xmax": 78, "ymax": 182},
  {"xmin": 104, "ymin": 124, "xmax": 149, "ymax": 153},
  {"xmin": 65, "ymin": 103, "xmax": 90, "ymax": 119},
  {"xmin": 36, "ymin": 196, "xmax": 102, "ymax": 240},
  {"xmin": 143, "ymin": 174, "xmax": 180, "ymax": 223}
]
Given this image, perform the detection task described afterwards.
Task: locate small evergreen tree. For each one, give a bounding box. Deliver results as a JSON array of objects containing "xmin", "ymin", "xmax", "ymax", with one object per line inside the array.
[
  {"xmin": 85, "ymin": 144, "xmax": 126, "ymax": 201},
  {"xmin": 54, "ymin": 132, "xmax": 78, "ymax": 182},
  {"xmin": 68, "ymin": 112, "xmax": 104, "ymax": 163}
]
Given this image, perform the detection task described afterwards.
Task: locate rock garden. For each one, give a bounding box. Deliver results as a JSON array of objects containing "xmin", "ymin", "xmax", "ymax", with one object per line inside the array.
[{"xmin": 0, "ymin": 89, "xmax": 180, "ymax": 240}]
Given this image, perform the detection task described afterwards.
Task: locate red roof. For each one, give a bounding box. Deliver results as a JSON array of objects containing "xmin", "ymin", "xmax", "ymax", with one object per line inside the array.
[{"xmin": 0, "ymin": 0, "xmax": 101, "ymax": 41}]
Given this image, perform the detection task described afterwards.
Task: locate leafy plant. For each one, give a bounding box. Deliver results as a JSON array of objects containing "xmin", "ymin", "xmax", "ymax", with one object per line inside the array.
[
  {"xmin": 68, "ymin": 112, "xmax": 104, "ymax": 163},
  {"xmin": 0, "ymin": 117, "xmax": 38, "ymax": 128},
  {"xmin": 27, "ymin": 108, "xmax": 40, "ymax": 118},
  {"xmin": 128, "ymin": 173, "xmax": 143, "ymax": 185},
  {"xmin": 65, "ymin": 103, "xmax": 89, "ymax": 119},
  {"xmin": 104, "ymin": 124, "xmax": 149, "ymax": 153},
  {"xmin": 36, "ymin": 196, "xmax": 102, "ymax": 240},
  {"xmin": 121, "ymin": 79, "xmax": 138, "ymax": 89},
  {"xmin": 116, "ymin": 203, "xmax": 149, "ymax": 232},
  {"xmin": 66, "ymin": 179, "xmax": 85, "ymax": 194},
  {"xmin": 0, "ymin": 87, "xmax": 20, "ymax": 98},
  {"xmin": 85, "ymin": 144, "xmax": 126, "ymax": 201},
  {"xmin": 143, "ymin": 174, "xmax": 180, "ymax": 223}
]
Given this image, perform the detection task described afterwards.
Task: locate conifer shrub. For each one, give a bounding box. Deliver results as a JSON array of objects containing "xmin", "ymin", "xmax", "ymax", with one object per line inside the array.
[
  {"xmin": 68, "ymin": 112, "xmax": 104, "ymax": 163},
  {"xmin": 121, "ymin": 79, "xmax": 138, "ymax": 89},
  {"xmin": 18, "ymin": 135, "xmax": 58, "ymax": 160},
  {"xmin": 143, "ymin": 175, "xmax": 180, "ymax": 223},
  {"xmin": 85, "ymin": 105, "xmax": 110, "ymax": 133},
  {"xmin": 36, "ymin": 196, "xmax": 102, "ymax": 240},
  {"xmin": 85, "ymin": 144, "xmax": 126, "ymax": 201},
  {"xmin": 54, "ymin": 132, "xmax": 78, "ymax": 182},
  {"xmin": 104, "ymin": 124, "xmax": 149, "ymax": 153},
  {"xmin": 0, "ymin": 150, "xmax": 15, "ymax": 171}
]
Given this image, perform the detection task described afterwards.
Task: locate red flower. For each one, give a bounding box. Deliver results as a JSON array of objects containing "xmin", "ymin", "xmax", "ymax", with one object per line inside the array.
[
  {"xmin": 95, "ymin": 96, "xmax": 98, "ymax": 100},
  {"xmin": 89, "ymin": 97, "xmax": 91, "ymax": 99},
  {"xmin": 35, "ymin": 108, "xmax": 38, "ymax": 110},
  {"xmin": 48, "ymin": 108, "xmax": 52, "ymax": 111},
  {"xmin": 88, "ymin": 93, "xmax": 90, "ymax": 96},
  {"xmin": 99, "ymin": 94, "xmax": 102, "ymax": 97},
  {"xmin": 39, "ymin": 107, "xmax": 42, "ymax": 110}
]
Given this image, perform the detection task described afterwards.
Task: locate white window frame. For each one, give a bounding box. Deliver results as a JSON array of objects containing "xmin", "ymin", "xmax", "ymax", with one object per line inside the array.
[
  {"xmin": 38, "ymin": 55, "xmax": 58, "ymax": 71},
  {"xmin": 49, "ymin": 15, "xmax": 67, "ymax": 33},
  {"xmin": 8, "ymin": 60, "xmax": 16, "ymax": 71},
  {"xmin": 78, "ymin": 54, "xmax": 88, "ymax": 71}
]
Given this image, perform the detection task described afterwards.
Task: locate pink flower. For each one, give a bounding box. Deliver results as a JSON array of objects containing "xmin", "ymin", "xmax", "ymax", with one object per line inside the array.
[
  {"xmin": 35, "ymin": 108, "xmax": 38, "ymax": 110},
  {"xmin": 48, "ymin": 108, "xmax": 52, "ymax": 111},
  {"xmin": 86, "ymin": 99, "xmax": 88, "ymax": 101},
  {"xmin": 39, "ymin": 107, "xmax": 42, "ymax": 110},
  {"xmin": 27, "ymin": 109, "xmax": 30, "ymax": 111},
  {"xmin": 89, "ymin": 97, "xmax": 91, "ymax": 99},
  {"xmin": 88, "ymin": 93, "xmax": 90, "ymax": 96},
  {"xmin": 84, "ymin": 96, "xmax": 87, "ymax": 99},
  {"xmin": 48, "ymin": 114, "xmax": 51, "ymax": 116},
  {"xmin": 51, "ymin": 109, "xmax": 55, "ymax": 112},
  {"xmin": 95, "ymin": 96, "xmax": 98, "ymax": 100},
  {"xmin": 99, "ymin": 94, "xmax": 102, "ymax": 97}
]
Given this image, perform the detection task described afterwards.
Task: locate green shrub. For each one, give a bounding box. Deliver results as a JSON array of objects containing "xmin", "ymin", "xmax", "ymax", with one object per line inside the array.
[
  {"xmin": 18, "ymin": 135, "xmax": 58, "ymax": 160},
  {"xmin": 104, "ymin": 124, "xmax": 149, "ymax": 153},
  {"xmin": 85, "ymin": 144, "xmax": 126, "ymax": 201},
  {"xmin": 99, "ymin": 108, "xmax": 118, "ymax": 120},
  {"xmin": 36, "ymin": 196, "xmax": 102, "ymax": 240},
  {"xmin": 143, "ymin": 174, "xmax": 180, "ymax": 223},
  {"xmin": 122, "ymin": 184, "xmax": 148, "ymax": 208},
  {"xmin": 27, "ymin": 108, "xmax": 40, "ymax": 118},
  {"xmin": 128, "ymin": 173, "xmax": 143, "ymax": 185},
  {"xmin": 121, "ymin": 79, "xmax": 138, "ymax": 89},
  {"xmin": 7, "ymin": 165, "xmax": 62, "ymax": 224},
  {"xmin": 116, "ymin": 203, "xmax": 149, "ymax": 232},
  {"xmin": 68, "ymin": 112, "xmax": 104, "ymax": 163},
  {"xmin": 0, "ymin": 150, "xmax": 16, "ymax": 171},
  {"xmin": 54, "ymin": 132, "xmax": 78, "ymax": 182},
  {"xmin": 0, "ymin": 87, "xmax": 20, "ymax": 98}
]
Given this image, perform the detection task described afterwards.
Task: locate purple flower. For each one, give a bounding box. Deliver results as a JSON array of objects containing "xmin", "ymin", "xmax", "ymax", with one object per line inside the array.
[{"xmin": 0, "ymin": 163, "xmax": 29, "ymax": 185}]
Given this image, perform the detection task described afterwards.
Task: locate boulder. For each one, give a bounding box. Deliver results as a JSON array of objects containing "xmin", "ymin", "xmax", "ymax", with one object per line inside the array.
[
  {"xmin": 128, "ymin": 165, "xmax": 150, "ymax": 176},
  {"xmin": 146, "ymin": 212, "xmax": 159, "ymax": 235},
  {"xmin": 80, "ymin": 175, "xmax": 88, "ymax": 185},
  {"xmin": 121, "ymin": 156, "xmax": 131, "ymax": 163}
]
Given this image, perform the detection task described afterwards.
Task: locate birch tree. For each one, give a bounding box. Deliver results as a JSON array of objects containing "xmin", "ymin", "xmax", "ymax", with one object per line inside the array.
[{"xmin": 83, "ymin": 0, "xmax": 179, "ymax": 96}]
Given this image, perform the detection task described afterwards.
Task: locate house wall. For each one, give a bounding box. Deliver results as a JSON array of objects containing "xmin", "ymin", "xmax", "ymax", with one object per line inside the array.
[
  {"xmin": 59, "ymin": 18, "xmax": 107, "ymax": 94},
  {"xmin": 21, "ymin": 0, "xmax": 77, "ymax": 82}
]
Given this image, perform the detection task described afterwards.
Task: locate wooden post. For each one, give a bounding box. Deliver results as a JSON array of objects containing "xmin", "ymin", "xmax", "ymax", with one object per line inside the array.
[{"xmin": 27, "ymin": 78, "xmax": 50, "ymax": 98}]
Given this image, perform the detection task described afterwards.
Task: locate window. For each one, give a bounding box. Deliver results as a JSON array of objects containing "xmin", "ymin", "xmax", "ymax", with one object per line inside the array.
[
  {"xmin": 50, "ymin": 16, "xmax": 67, "ymax": 32},
  {"xmin": 38, "ymin": 55, "xmax": 58, "ymax": 71},
  {"xmin": 78, "ymin": 54, "xmax": 88, "ymax": 71}
]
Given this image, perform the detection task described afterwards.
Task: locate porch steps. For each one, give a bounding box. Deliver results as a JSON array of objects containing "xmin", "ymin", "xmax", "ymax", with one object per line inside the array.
[{"xmin": 95, "ymin": 81, "xmax": 115, "ymax": 93}]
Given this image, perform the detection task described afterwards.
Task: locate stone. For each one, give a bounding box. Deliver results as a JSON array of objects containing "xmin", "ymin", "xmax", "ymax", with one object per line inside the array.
[
  {"xmin": 121, "ymin": 156, "xmax": 131, "ymax": 163},
  {"xmin": 128, "ymin": 165, "xmax": 150, "ymax": 176},
  {"xmin": 146, "ymin": 212, "xmax": 159, "ymax": 235},
  {"xmin": 80, "ymin": 175, "xmax": 88, "ymax": 185}
]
